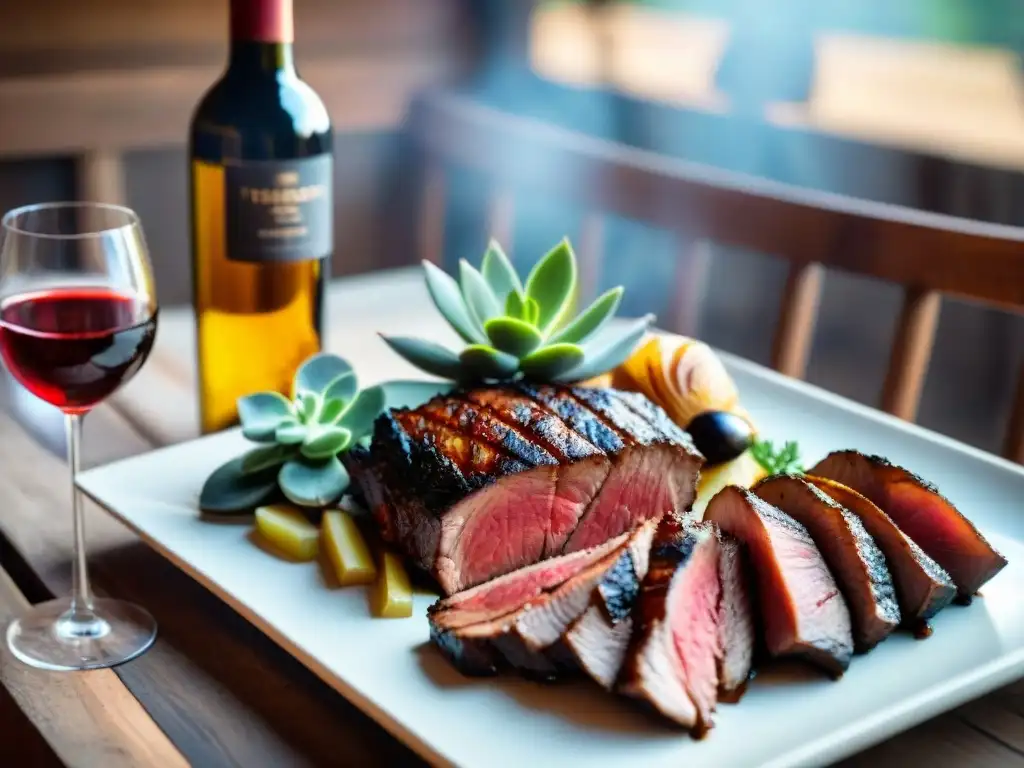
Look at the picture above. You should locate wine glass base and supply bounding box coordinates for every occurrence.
[6,597,156,671]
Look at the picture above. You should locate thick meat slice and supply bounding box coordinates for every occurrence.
[705,486,853,676]
[430,523,656,679]
[358,385,703,595]
[717,535,756,701]
[806,476,956,623]
[754,476,900,651]
[810,451,1008,599]
[619,516,722,735]
[562,521,655,689]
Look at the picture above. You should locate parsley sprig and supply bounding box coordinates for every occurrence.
[751,439,804,476]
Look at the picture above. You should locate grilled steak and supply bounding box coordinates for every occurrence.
[806,476,956,623]
[562,519,656,690]
[810,451,1008,599]
[754,476,900,651]
[354,384,703,595]
[705,486,854,677]
[716,534,755,701]
[430,522,658,680]
[619,516,722,735]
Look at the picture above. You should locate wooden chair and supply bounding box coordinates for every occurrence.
[406,90,1024,462]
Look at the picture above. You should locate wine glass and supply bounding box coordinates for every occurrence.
[0,202,159,671]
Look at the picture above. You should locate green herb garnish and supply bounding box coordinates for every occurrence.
[751,439,804,476]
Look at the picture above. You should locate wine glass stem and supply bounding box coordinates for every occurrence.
[64,413,102,637]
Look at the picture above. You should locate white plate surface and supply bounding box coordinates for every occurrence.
[78,353,1024,768]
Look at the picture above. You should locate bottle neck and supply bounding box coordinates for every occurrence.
[228,0,295,74]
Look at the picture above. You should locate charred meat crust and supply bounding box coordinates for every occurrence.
[364,385,703,592]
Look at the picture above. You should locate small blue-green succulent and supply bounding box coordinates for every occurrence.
[381,238,654,383]
[199,353,385,513]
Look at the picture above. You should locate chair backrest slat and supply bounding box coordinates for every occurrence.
[418,158,447,267]
[485,188,516,260]
[577,212,605,303]
[1004,364,1024,463]
[667,235,710,337]
[880,288,942,421]
[770,262,824,379]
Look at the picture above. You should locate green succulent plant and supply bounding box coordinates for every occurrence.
[381,238,654,383]
[199,353,385,513]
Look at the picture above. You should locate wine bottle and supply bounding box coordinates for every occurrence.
[189,0,332,434]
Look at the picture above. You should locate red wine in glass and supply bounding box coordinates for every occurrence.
[0,288,157,414]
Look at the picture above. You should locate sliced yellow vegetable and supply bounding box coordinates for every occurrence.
[322,510,376,586]
[373,551,413,618]
[254,504,319,561]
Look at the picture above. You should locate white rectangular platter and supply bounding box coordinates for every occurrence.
[78,352,1024,768]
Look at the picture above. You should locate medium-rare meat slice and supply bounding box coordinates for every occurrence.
[429,537,626,677]
[619,516,722,735]
[561,520,655,689]
[717,535,755,701]
[430,522,657,680]
[754,476,900,651]
[810,451,1008,599]
[359,385,703,594]
[806,476,956,623]
[705,486,853,676]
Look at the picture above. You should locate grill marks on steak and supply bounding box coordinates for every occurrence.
[705,486,854,677]
[810,451,1008,600]
[806,476,956,623]
[366,385,703,594]
[619,516,722,735]
[754,476,900,652]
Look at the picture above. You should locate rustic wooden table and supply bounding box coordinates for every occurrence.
[1,272,1021,767]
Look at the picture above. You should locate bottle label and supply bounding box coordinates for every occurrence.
[224,155,332,263]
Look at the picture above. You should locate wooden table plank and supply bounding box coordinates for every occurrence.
[0,400,423,767]
[1,567,188,768]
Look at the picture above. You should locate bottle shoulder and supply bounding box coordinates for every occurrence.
[190,72,332,160]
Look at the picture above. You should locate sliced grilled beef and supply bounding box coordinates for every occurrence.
[754,476,900,651]
[356,385,703,595]
[705,486,853,677]
[716,535,755,701]
[619,516,722,735]
[430,522,657,679]
[562,519,655,689]
[810,451,1008,599]
[806,476,956,623]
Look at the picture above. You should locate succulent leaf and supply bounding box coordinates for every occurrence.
[480,239,522,301]
[484,317,544,358]
[275,422,307,445]
[199,457,280,515]
[424,261,486,344]
[336,385,386,440]
[557,314,655,382]
[523,297,541,326]
[238,392,293,442]
[297,392,320,422]
[319,397,346,425]
[294,353,354,397]
[548,286,623,345]
[525,238,578,333]
[519,343,585,380]
[380,335,464,379]
[301,425,352,460]
[279,457,350,507]
[459,260,502,331]
[322,375,358,410]
[459,345,520,380]
[505,289,525,319]
[242,443,295,474]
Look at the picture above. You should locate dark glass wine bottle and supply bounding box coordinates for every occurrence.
[189,0,332,434]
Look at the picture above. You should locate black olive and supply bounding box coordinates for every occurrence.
[685,410,754,466]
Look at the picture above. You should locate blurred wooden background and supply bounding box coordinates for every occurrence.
[2,0,1024,456]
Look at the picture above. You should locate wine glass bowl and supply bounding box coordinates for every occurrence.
[0,202,158,671]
